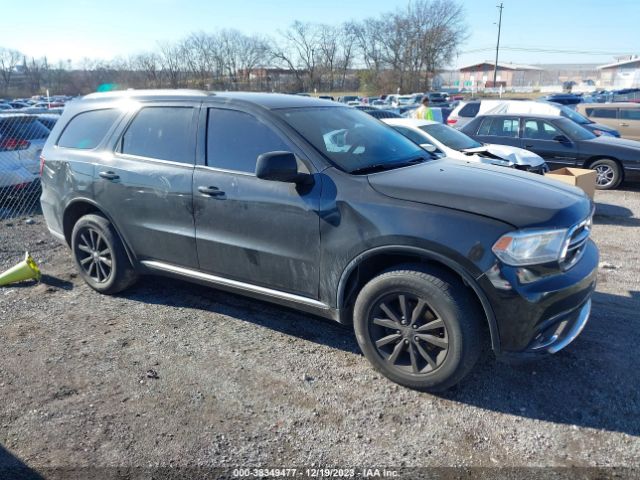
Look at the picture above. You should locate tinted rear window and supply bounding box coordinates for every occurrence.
[0,117,50,141]
[121,107,194,163]
[58,109,119,149]
[589,108,617,119]
[620,109,640,120]
[459,102,480,117]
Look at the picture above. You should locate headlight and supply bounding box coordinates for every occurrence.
[492,229,568,266]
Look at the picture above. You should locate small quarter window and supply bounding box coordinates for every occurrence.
[58,109,120,149]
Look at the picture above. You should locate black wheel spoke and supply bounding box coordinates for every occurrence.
[408,343,419,373]
[379,302,400,324]
[416,333,448,349]
[414,341,438,369]
[398,294,408,321]
[387,341,405,365]
[410,299,426,324]
[373,317,398,330]
[78,244,92,254]
[375,333,401,348]
[97,261,108,281]
[416,319,444,332]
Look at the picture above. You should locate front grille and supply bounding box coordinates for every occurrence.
[561,212,593,269]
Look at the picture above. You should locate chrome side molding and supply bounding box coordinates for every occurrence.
[141,260,329,310]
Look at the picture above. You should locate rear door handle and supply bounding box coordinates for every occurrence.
[197,185,225,197]
[98,171,119,180]
[620,123,629,127]
[524,144,534,148]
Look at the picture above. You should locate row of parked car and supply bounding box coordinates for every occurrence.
[0,109,61,202]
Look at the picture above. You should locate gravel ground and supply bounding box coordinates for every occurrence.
[0,186,639,478]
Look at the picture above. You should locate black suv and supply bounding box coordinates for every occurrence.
[41,90,598,391]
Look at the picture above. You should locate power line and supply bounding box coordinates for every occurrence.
[460,46,634,56]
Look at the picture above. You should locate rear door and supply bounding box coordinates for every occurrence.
[93,103,199,268]
[520,118,579,168]
[619,108,640,140]
[473,116,522,148]
[192,106,321,298]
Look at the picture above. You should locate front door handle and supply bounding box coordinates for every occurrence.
[197,185,225,197]
[98,171,119,180]
[620,123,629,127]
[524,144,534,148]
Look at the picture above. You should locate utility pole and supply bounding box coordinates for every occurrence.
[493,2,504,87]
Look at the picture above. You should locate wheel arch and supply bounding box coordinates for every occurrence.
[62,198,137,266]
[336,245,501,353]
[583,156,625,180]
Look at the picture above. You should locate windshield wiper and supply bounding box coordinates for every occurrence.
[350,156,427,175]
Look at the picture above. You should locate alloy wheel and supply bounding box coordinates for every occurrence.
[369,292,449,375]
[595,164,614,187]
[75,227,113,283]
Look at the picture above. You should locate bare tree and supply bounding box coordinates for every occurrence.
[271,21,322,91]
[0,48,22,94]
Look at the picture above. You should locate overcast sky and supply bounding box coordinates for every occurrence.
[1,0,637,68]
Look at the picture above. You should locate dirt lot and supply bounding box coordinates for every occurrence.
[0,186,639,478]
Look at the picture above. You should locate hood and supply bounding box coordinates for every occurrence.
[587,122,619,135]
[587,135,640,150]
[462,144,545,167]
[367,159,591,228]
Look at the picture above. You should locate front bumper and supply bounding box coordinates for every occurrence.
[478,239,598,357]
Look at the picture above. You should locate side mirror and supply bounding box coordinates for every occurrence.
[420,143,437,153]
[553,134,570,143]
[256,151,303,183]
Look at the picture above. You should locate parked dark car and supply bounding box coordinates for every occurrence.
[539,94,582,106]
[353,106,402,119]
[41,90,598,391]
[461,114,640,189]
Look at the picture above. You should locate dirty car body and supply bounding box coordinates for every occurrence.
[40,91,598,390]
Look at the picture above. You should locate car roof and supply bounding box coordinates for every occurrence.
[81,89,341,110]
[479,113,560,120]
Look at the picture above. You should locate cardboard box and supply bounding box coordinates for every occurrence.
[545,167,597,199]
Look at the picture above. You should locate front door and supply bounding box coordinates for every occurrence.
[93,104,199,268]
[520,118,580,169]
[193,107,321,298]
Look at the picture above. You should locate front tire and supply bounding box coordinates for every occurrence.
[353,266,482,392]
[589,158,622,190]
[71,213,138,294]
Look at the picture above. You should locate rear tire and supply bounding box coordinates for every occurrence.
[71,213,137,294]
[589,158,622,190]
[353,266,482,392]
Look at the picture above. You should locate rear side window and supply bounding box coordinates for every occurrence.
[206,108,290,174]
[620,109,640,120]
[0,118,50,142]
[121,107,194,164]
[589,108,617,119]
[459,102,480,117]
[58,109,119,149]
[478,117,519,137]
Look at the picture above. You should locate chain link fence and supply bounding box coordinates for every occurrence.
[0,112,60,268]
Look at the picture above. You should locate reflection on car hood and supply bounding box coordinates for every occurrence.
[588,135,640,149]
[461,144,545,166]
[367,159,591,228]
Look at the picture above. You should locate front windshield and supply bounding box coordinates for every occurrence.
[556,118,597,141]
[420,123,482,150]
[277,107,427,173]
[397,96,414,105]
[559,105,591,125]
